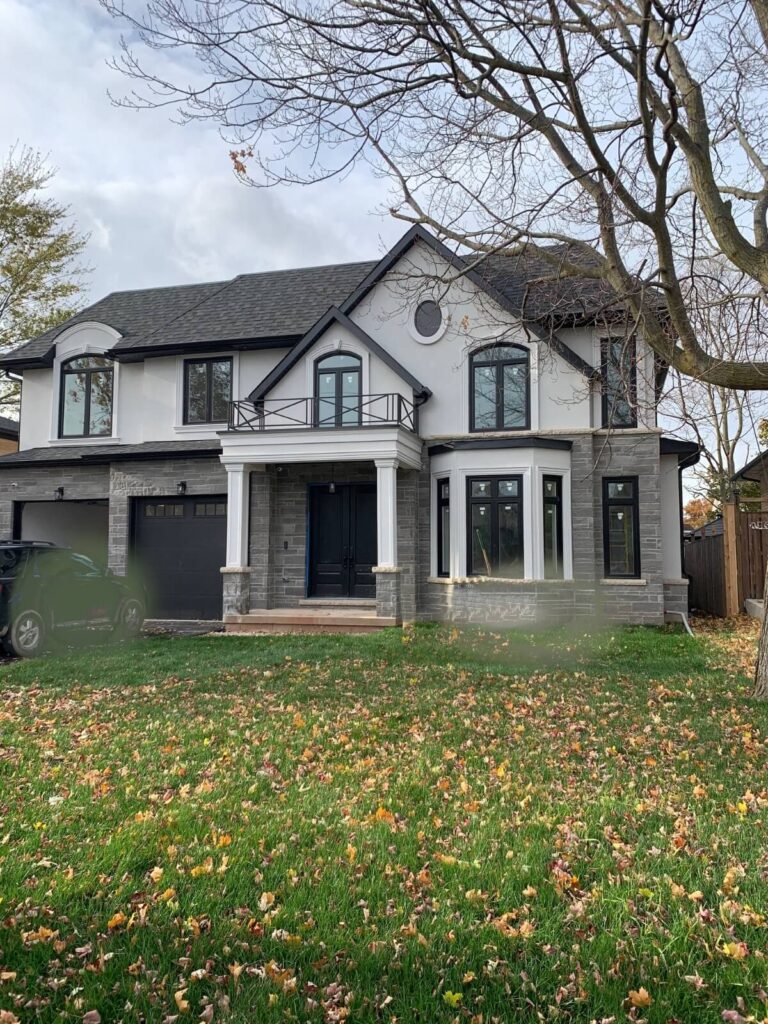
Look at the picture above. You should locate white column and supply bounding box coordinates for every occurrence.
[375,458,399,568]
[225,463,251,568]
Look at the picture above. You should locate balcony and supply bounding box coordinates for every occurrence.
[228,393,417,433]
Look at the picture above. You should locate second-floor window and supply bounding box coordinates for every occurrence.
[315,352,362,427]
[59,355,114,438]
[470,344,529,432]
[184,357,232,424]
[601,337,637,428]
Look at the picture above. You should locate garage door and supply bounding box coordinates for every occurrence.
[132,496,227,619]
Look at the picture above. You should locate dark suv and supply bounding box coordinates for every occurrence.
[0,541,145,658]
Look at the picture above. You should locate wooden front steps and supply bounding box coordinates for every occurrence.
[224,606,397,634]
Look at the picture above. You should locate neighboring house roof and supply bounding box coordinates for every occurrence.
[248,307,431,402]
[0,226,628,374]
[0,439,221,468]
[0,415,19,441]
[660,436,700,469]
[688,516,723,539]
[733,450,767,484]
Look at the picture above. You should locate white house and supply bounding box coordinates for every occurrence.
[0,226,696,628]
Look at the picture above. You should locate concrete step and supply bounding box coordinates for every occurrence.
[224,607,398,634]
[298,598,377,609]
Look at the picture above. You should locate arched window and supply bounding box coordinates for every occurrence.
[315,352,362,427]
[470,344,529,432]
[59,355,114,438]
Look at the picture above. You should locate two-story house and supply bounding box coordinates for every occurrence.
[0,226,697,629]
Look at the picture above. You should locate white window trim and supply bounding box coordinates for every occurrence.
[49,322,121,443]
[174,351,240,434]
[429,448,573,581]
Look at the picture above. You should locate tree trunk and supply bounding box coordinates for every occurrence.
[754,557,768,697]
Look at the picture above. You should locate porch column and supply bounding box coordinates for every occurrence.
[221,462,252,617]
[375,458,398,568]
[374,458,402,622]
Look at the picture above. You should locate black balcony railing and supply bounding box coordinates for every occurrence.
[228,393,417,432]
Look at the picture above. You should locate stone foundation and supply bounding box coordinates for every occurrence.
[221,568,252,615]
[374,568,402,621]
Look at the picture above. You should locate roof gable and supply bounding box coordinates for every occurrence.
[248,307,431,402]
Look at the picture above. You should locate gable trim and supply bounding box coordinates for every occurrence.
[247,307,432,402]
[339,224,597,379]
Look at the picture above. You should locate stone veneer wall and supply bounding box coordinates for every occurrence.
[416,430,671,626]
[0,455,227,577]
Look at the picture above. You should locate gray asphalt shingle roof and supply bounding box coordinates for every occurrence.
[0,228,640,371]
[0,439,221,467]
[0,415,19,438]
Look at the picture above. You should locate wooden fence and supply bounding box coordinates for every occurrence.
[684,534,726,616]
[736,512,768,607]
[684,503,768,616]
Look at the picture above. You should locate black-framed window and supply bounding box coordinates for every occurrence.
[467,476,524,578]
[603,477,640,578]
[437,478,450,577]
[601,337,637,428]
[543,475,564,579]
[470,344,530,432]
[59,355,114,438]
[315,352,362,427]
[184,357,232,424]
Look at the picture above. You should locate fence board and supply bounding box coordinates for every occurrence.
[737,512,768,606]
[684,535,725,616]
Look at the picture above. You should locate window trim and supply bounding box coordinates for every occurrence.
[58,355,114,439]
[469,343,530,433]
[436,477,450,577]
[602,476,641,579]
[601,337,637,429]
[542,474,564,580]
[183,356,233,425]
[466,474,525,578]
[313,350,362,428]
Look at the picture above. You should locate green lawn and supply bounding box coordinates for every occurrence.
[0,621,767,1023]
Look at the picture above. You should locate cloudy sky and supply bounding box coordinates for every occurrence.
[1,0,402,303]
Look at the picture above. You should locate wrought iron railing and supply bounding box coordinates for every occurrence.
[228,393,417,432]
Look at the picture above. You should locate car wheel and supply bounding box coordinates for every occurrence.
[8,610,47,658]
[114,598,144,639]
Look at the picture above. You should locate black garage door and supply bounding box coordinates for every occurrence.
[132,496,227,619]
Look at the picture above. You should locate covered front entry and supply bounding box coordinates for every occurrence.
[131,495,227,619]
[308,483,376,598]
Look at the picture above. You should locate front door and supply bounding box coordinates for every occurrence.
[309,483,376,598]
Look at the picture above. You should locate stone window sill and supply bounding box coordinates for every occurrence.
[426,576,574,586]
[48,436,122,446]
[600,578,647,586]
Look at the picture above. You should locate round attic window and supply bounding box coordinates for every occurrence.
[414,299,443,339]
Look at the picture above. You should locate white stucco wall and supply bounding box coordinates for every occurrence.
[660,454,683,578]
[16,236,657,449]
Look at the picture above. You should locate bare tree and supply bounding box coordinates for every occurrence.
[661,258,768,508]
[98,0,768,687]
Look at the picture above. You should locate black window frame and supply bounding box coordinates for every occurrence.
[469,343,530,433]
[183,356,233,425]
[466,474,524,578]
[58,355,114,439]
[601,336,637,428]
[602,476,641,579]
[313,351,362,428]
[436,477,450,577]
[542,474,564,580]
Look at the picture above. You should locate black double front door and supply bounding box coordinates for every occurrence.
[308,483,376,598]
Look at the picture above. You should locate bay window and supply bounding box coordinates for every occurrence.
[467,476,524,577]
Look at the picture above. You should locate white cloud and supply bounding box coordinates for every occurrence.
[0,0,401,302]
